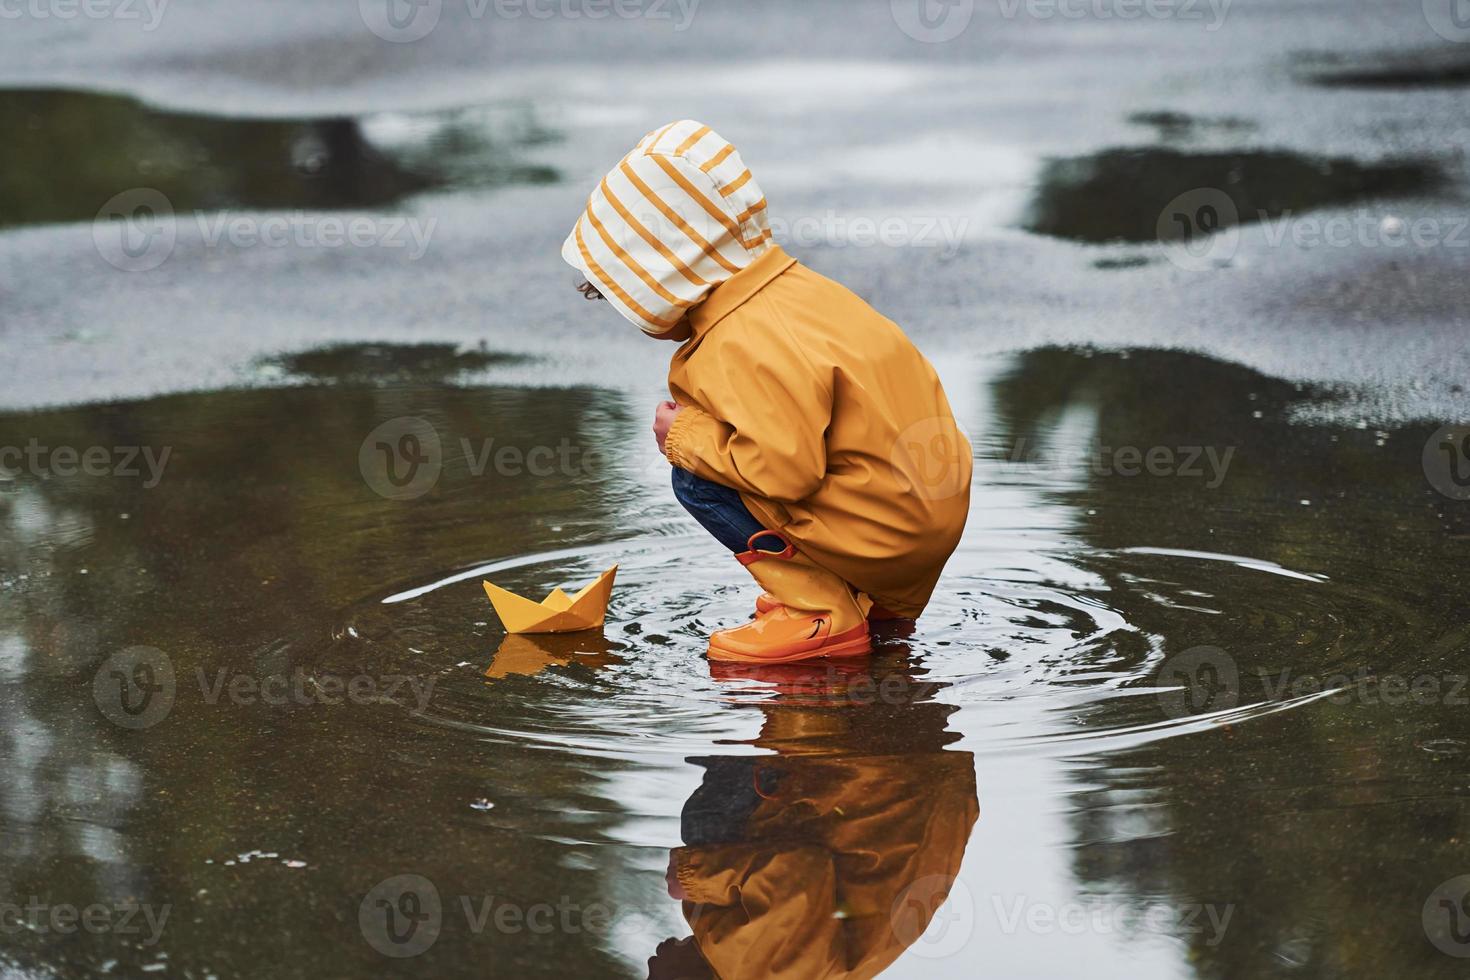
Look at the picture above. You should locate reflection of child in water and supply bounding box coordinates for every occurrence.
[647,662,979,979]
[563,120,970,665]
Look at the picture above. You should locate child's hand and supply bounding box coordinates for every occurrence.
[653,400,681,455]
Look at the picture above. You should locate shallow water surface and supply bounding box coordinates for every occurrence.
[1023,148,1446,244]
[1,349,1468,978]
[0,88,558,230]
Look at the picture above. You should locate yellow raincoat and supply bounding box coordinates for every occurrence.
[659,673,979,980]
[563,121,971,617]
[668,750,978,979]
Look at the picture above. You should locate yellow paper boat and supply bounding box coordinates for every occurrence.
[482,564,617,634]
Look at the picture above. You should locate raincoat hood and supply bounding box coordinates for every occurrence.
[562,120,772,337]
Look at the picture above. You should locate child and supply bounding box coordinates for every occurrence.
[563,120,971,664]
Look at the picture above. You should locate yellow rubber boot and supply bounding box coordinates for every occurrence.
[709,533,871,664]
[757,592,911,623]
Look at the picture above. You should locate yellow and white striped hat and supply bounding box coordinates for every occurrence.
[562,120,772,336]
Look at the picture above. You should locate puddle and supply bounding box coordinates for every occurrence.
[1,350,1468,978]
[1023,147,1444,243]
[1126,110,1256,141]
[0,88,559,230]
[1297,48,1470,89]
[262,342,535,385]
[1092,254,1155,271]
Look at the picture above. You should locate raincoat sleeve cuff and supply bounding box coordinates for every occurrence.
[670,845,755,906]
[663,405,711,470]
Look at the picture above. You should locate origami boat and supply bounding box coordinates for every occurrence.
[482,565,617,634]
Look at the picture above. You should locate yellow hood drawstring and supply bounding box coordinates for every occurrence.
[562,120,772,337]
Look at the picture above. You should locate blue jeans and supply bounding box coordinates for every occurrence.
[671,467,778,554]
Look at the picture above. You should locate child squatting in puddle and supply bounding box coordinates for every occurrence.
[562,120,971,664]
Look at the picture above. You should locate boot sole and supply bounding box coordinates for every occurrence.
[707,623,872,664]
